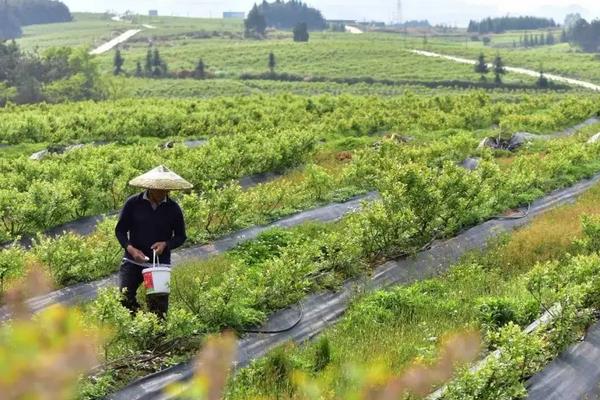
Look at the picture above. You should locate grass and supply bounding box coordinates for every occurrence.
[485,182,600,272]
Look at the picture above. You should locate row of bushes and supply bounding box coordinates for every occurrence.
[2,93,597,144]
[227,195,600,399]
[77,130,600,397]
[0,129,315,243]
[0,133,477,290]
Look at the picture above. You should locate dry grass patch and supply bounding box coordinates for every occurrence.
[492,183,600,271]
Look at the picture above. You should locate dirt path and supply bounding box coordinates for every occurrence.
[90,29,142,55]
[410,49,600,91]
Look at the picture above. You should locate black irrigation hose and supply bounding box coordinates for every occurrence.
[237,235,438,335]
[239,303,304,334]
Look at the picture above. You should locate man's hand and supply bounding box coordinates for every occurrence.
[151,241,168,256]
[127,245,147,263]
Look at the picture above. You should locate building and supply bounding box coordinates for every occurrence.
[223,11,245,19]
[326,19,357,25]
[149,10,158,17]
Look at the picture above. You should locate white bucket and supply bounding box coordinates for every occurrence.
[142,250,171,295]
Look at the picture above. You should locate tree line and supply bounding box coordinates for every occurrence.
[468,16,556,34]
[115,47,280,79]
[566,18,600,52]
[0,0,72,40]
[474,52,551,88]
[245,0,326,37]
[0,41,106,105]
[516,32,556,47]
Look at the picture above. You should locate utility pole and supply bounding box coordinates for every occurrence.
[396,0,402,25]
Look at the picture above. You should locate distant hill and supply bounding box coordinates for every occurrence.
[0,0,72,40]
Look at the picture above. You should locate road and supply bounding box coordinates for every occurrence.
[345,25,363,34]
[89,29,142,55]
[410,49,600,92]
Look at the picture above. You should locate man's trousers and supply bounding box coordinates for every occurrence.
[119,261,169,318]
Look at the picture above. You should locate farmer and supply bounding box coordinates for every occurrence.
[115,165,192,317]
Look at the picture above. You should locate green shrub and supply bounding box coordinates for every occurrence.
[170,259,265,331]
[0,245,28,295]
[230,228,298,267]
[304,164,335,202]
[477,297,538,331]
[128,311,165,351]
[32,221,121,286]
[574,214,600,254]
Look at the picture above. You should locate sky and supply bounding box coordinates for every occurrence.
[62,0,598,26]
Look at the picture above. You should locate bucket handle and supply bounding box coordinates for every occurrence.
[152,249,158,268]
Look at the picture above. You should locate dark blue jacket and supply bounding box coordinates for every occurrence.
[115,192,186,264]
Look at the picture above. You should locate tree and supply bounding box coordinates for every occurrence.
[0,0,72,40]
[293,22,309,42]
[152,48,161,67]
[493,54,506,84]
[0,39,107,104]
[256,0,326,30]
[0,3,22,40]
[268,51,276,74]
[474,53,489,81]
[135,61,142,77]
[15,77,43,104]
[244,4,266,37]
[569,18,600,52]
[560,29,568,43]
[151,48,167,77]
[564,13,582,31]
[113,48,124,75]
[144,48,152,76]
[194,58,205,79]
[537,69,549,89]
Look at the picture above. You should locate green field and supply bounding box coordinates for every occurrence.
[96,32,537,85]
[3,12,600,400]
[16,13,131,50]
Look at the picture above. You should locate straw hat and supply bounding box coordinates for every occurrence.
[129,165,193,190]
